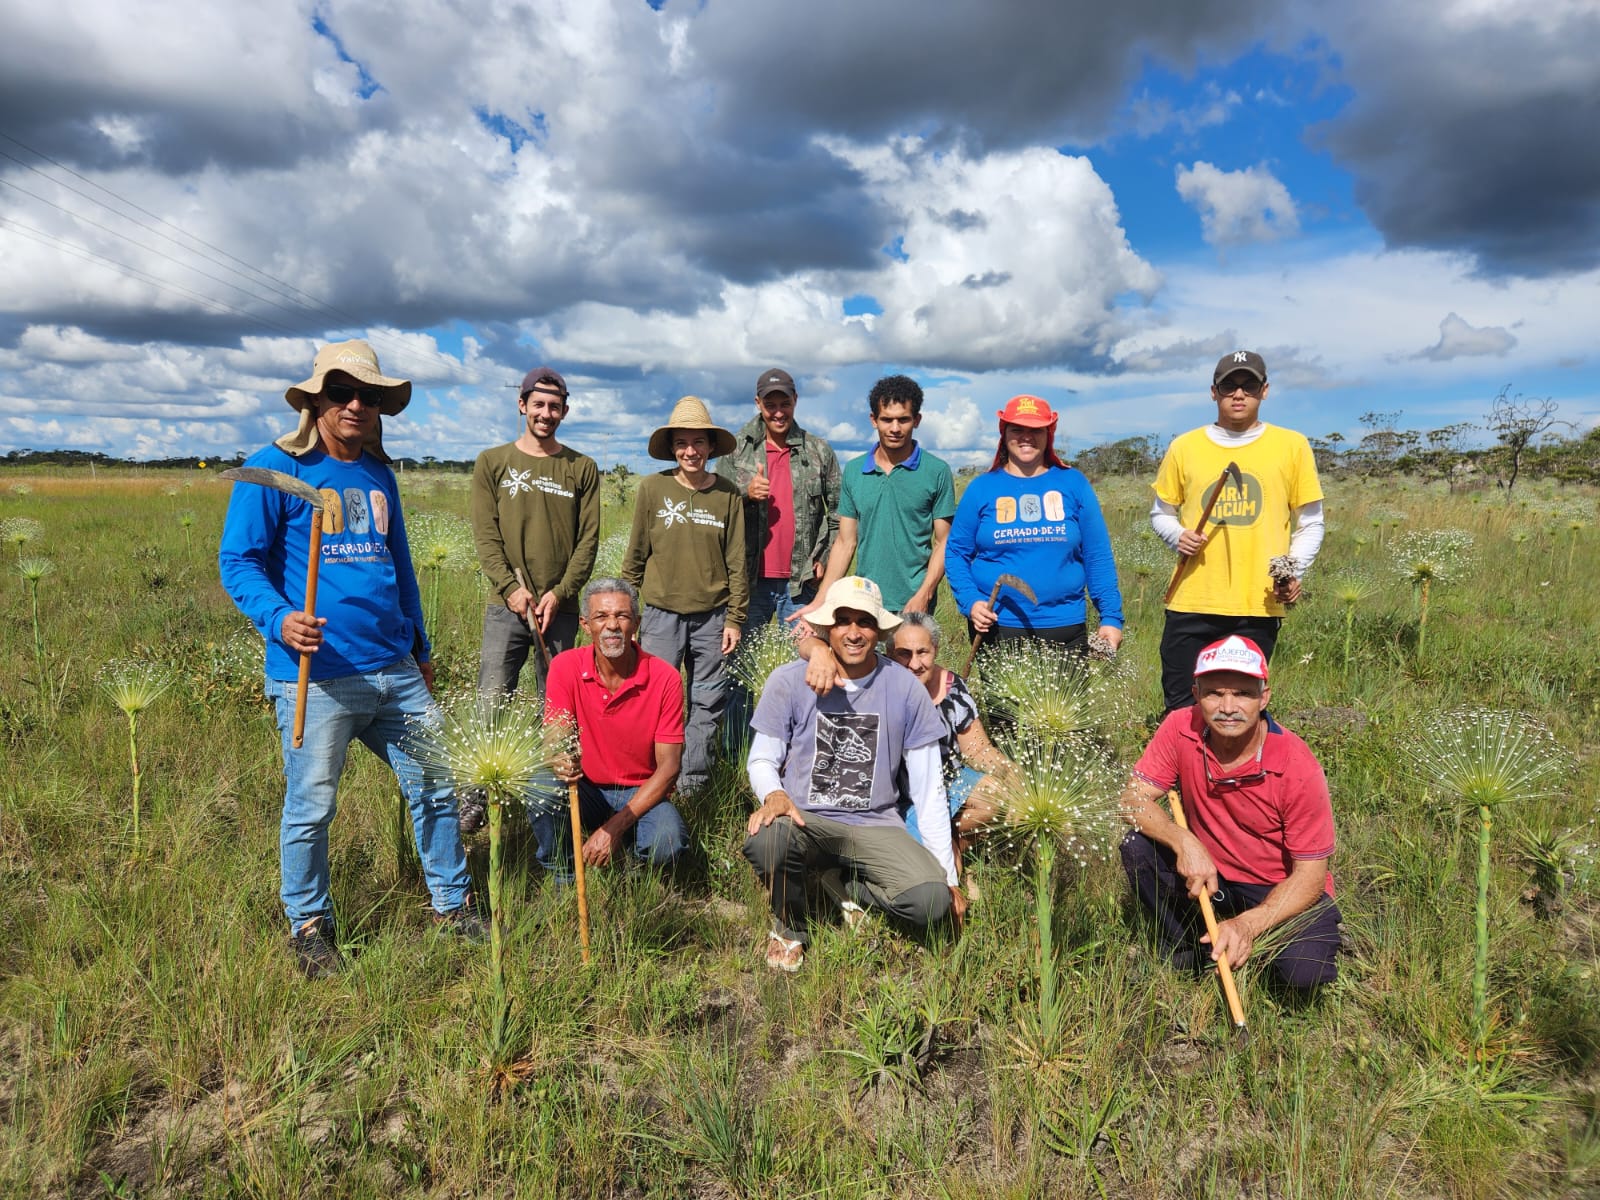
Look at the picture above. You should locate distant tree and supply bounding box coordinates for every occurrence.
[1419,422,1477,492]
[1074,435,1160,479]
[1485,387,1564,499]
[1350,411,1411,477]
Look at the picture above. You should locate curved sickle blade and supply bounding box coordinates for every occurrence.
[1223,460,1245,498]
[994,572,1037,605]
[219,466,325,511]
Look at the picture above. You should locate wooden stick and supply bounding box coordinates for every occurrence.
[569,781,591,965]
[514,567,552,671]
[960,580,1004,678]
[1162,464,1239,606]
[292,509,324,749]
[1166,789,1248,1037]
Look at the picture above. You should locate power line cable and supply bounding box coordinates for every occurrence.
[0,129,491,384]
[0,215,309,337]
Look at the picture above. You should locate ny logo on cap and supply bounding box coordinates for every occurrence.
[1233,352,1249,363]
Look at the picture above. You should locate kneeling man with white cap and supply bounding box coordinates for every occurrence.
[743,577,964,973]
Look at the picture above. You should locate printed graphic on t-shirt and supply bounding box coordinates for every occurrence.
[369,491,389,535]
[809,712,879,811]
[319,489,344,534]
[501,467,534,496]
[1203,471,1263,527]
[344,488,370,534]
[995,497,1016,524]
[1020,494,1041,522]
[1043,490,1065,521]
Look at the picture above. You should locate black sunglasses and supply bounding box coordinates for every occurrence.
[324,382,382,408]
[1215,376,1264,397]
[1203,744,1267,790]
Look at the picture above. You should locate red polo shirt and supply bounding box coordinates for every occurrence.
[1133,708,1336,895]
[544,644,684,787]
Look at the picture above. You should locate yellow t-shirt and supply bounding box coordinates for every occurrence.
[1152,425,1323,617]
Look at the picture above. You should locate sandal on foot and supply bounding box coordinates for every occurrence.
[765,932,805,974]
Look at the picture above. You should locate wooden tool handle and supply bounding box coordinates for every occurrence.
[1167,790,1247,1031]
[1161,465,1235,606]
[569,782,591,965]
[292,510,324,749]
[960,580,1005,678]
[514,567,552,669]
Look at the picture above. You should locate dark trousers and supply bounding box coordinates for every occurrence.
[966,621,1087,657]
[478,605,580,696]
[743,812,951,945]
[1120,831,1340,990]
[1159,611,1282,712]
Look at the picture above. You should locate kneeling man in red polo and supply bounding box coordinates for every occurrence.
[1119,635,1340,991]
[531,578,688,881]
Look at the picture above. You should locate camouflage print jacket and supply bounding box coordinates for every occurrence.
[716,415,842,599]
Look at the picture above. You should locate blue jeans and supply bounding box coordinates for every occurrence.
[270,659,471,929]
[724,579,816,757]
[742,577,814,636]
[902,766,981,846]
[527,778,688,882]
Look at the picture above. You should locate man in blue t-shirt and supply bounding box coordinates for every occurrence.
[219,340,478,979]
[743,576,964,973]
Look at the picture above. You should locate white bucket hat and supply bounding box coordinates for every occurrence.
[806,576,902,633]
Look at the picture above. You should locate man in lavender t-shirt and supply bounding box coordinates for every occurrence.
[743,577,964,973]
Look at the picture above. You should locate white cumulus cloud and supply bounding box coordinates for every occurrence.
[1415,312,1518,361]
[1175,161,1300,246]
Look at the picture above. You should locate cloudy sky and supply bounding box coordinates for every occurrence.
[1,0,1597,467]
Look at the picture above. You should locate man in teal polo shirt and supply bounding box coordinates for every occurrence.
[803,374,955,614]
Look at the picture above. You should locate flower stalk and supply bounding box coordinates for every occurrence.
[99,661,174,859]
[1411,708,1566,1066]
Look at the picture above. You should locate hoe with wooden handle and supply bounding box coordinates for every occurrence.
[960,572,1038,677]
[1162,461,1245,606]
[220,467,326,749]
[1166,788,1248,1043]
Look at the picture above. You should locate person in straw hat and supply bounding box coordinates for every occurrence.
[219,340,481,979]
[621,396,748,797]
[743,576,963,974]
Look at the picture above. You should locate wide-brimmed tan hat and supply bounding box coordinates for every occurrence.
[806,576,902,633]
[647,396,736,461]
[275,340,407,462]
[285,340,412,417]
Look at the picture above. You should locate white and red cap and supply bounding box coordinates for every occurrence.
[1193,635,1268,681]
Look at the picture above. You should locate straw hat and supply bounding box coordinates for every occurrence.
[284,340,412,417]
[647,396,736,461]
[275,340,409,462]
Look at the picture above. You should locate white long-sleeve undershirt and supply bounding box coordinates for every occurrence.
[747,730,958,886]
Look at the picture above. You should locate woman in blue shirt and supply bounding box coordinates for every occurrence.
[945,395,1124,653]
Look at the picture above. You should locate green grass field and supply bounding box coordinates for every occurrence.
[2,467,1598,1198]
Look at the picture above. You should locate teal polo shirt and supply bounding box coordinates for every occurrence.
[837,442,956,610]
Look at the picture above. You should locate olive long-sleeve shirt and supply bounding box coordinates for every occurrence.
[470,442,601,612]
[622,472,748,627]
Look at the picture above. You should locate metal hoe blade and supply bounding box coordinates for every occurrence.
[219,466,325,510]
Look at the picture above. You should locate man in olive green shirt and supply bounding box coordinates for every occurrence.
[471,366,601,696]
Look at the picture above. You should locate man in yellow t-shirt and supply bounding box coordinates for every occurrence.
[1149,351,1325,711]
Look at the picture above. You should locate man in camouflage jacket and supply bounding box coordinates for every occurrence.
[717,368,842,634]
